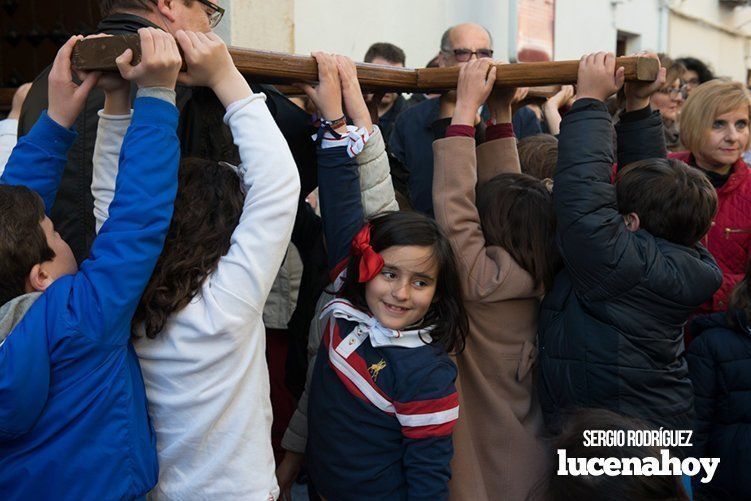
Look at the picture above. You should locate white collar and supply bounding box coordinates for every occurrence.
[321,298,433,349]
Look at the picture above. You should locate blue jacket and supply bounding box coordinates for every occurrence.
[308,145,457,500]
[538,99,722,434]
[0,97,179,500]
[688,310,751,499]
[388,97,541,216]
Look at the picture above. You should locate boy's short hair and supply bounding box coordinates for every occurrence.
[616,158,717,247]
[0,186,55,305]
[518,134,558,180]
[364,43,406,66]
[680,80,751,153]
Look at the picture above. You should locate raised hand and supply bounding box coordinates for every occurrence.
[540,85,574,135]
[624,52,666,112]
[335,55,373,132]
[175,30,250,106]
[452,58,497,126]
[296,52,344,123]
[545,85,574,111]
[576,52,625,103]
[116,28,182,90]
[48,35,101,128]
[487,86,529,124]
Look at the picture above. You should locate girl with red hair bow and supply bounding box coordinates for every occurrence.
[299,52,469,501]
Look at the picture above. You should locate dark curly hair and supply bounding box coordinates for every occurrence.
[337,211,469,353]
[132,158,244,338]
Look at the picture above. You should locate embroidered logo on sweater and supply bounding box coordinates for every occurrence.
[368,359,387,381]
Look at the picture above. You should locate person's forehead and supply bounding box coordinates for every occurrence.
[450,25,491,48]
[715,107,749,120]
[369,56,404,68]
[380,245,438,275]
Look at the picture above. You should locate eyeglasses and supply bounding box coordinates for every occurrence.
[149,0,225,29]
[447,48,494,62]
[196,0,224,29]
[658,85,688,100]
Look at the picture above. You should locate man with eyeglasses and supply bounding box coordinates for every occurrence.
[18,0,317,264]
[388,22,541,216]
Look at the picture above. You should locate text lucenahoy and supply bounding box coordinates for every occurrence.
[557,449,720,484]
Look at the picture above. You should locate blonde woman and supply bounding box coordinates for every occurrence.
[671,80,751,318]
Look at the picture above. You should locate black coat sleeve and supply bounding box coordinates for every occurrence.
[554,99,642,296]
[615,106,667,170]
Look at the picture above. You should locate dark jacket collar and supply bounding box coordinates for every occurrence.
[692,309,751,338]
[96,13,160,35]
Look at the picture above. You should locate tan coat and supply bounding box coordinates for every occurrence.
[433,136,550,501]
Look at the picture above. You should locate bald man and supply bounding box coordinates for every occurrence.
[388,22,541,216]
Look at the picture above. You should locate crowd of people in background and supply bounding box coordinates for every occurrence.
[0,1,750,500]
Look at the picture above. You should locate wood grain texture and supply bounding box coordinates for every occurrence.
[416,57,659,91]
[72,36,659,92]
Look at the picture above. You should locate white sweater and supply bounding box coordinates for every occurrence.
[92,93,300,500]
[0,118,18,176]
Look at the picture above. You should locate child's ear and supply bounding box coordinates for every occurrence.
[26,264,52,293]
[623,212,641,233]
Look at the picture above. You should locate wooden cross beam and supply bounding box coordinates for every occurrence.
[72,35,659,92]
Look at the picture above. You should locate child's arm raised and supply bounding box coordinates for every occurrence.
[299,53,365,272]
[336,55,399,215]
[73,27,182,342]
[91,64,132,234]
[615,53,667,169]
[175,30,300,318]
[433,60,538,302]
[554,52,637,292]
[476,86,526,183]
[1,36,99,211]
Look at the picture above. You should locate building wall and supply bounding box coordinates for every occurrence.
[554,0,663,60]
[220,0,514,67]
[215,0,751,85]
[667,1,751,82]
[215,0,294,52]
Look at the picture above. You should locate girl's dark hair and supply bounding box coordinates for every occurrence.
[132,158,244,338]
[476,173,560,291]
[728,258,751,329]
[541,409,690,501]
[675,57,715,84]
[337,211,469,353]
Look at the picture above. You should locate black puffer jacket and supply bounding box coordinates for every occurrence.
[688,310,751,499]
[538,99,723,434]
[18,14,316,263]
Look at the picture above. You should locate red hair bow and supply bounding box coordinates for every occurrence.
[352,224,384,283]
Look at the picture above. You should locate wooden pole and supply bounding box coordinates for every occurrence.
[416,58,658,91]
[72,35,659,92]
